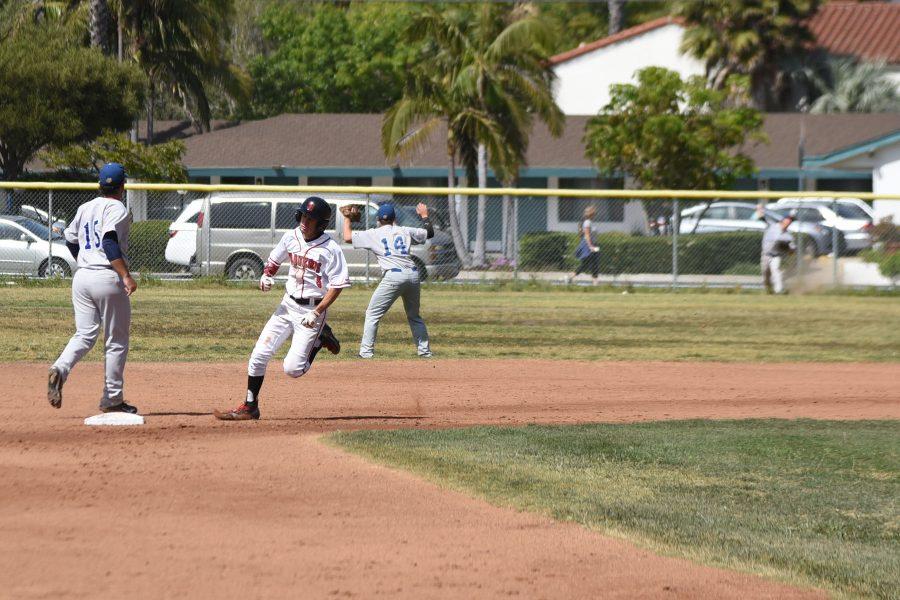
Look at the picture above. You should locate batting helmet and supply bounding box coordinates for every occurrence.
[294,196,332,232]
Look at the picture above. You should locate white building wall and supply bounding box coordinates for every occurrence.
[872,143,900,224]
[552,24,705,116]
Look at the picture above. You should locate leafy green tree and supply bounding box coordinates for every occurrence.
[584,67,764,192]
[675,0,820,110]
[0,25,144,181]
[248,2,416,116]
[810,59,900,114]
[41,130,187,181]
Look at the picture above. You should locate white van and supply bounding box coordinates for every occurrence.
[164,192,460,280]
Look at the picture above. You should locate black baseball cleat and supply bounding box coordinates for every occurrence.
[319,323,341,355]
[101,402,139,414]
[48,366,64,409]
[214,402,260,421]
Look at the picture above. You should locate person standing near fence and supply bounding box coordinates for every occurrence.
[342,202,433,358]
[761,210,797,294]
[568,205,601,284]
[47,163,138,414]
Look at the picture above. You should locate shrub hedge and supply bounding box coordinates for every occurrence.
[128,220,175,273]
[520,231,765,275]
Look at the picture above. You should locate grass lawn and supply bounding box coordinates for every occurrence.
[0,280,898,362]
[331,420,900,599]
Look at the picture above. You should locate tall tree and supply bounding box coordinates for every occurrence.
[675,0,820,110]
[584,67,764,193]
[411,2,562,266]
[608,0,626,35]
[113,0,250,141]
[89,0,109,53]
[0,24,144,182]
[810,59,900,114]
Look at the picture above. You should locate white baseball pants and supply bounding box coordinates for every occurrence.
[53,268,131,408]
[762,255,785,294]
[248,295,326,378]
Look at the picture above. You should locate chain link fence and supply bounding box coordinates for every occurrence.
[0,184,894,290]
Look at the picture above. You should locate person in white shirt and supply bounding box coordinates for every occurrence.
[342,202,433,358]
[215,196,350,421]
[568,205,600,285]
[48,162,138,414]
[762,211,797,294]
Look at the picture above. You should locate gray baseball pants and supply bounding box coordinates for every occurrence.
[53,268,131,408]
[359,270,430,358]
[762,254,785,294]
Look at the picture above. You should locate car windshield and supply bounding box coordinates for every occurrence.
[393,205,447,229]
[14,217,61,240]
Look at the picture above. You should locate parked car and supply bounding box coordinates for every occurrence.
[0,215,76,276]
[165,198,204,267]
[773,196,876,221]
[772,198,872,251]
[679,201,841,256]
[165,192,460,280]
[19,205,66,235]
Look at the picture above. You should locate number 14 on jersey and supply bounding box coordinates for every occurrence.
[380,235,408,256]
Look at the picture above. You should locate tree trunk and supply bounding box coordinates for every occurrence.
[146,86,155,145]
[473,142,487,266]
[447,149,472,268]
[608,0,626,35]
[90,0,110,54]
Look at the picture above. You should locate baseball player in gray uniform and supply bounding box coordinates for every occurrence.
[47,163,138,414]
[341,202,433,358]
[762,210,797,294]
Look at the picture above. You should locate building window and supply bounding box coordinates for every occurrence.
[557,178,625,223]
[264,176,299,186]
[307,177,372,187]
[220,176,255,185]
[816,178,872,193]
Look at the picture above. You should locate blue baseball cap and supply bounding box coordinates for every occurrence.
[98,162,126,187]
[377,203,395,221]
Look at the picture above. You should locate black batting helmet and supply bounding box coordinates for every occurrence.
[294,196,332,231]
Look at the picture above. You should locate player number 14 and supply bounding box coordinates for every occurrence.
[380,236,408,256]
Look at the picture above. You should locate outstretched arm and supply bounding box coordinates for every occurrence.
[416,202,434,239]
[342,214,353,243]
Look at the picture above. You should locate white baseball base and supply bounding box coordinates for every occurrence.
[84,413,145,426]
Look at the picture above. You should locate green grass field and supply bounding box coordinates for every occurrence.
[331,420,900,599]
[1,280,898,362]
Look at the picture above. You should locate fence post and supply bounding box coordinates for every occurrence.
[205,195,211,277]
[672,198,679,288]
[513,195,519,281]
[832,198,839,289]
[47,190,53,268]
[364,193,371,285]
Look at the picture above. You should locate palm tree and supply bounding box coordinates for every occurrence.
[88,0,109,53]
[111,0,250,142]
[384,3,563,267]
[810,59,900,114]
[675,0,820,110]
[608,0,626,35]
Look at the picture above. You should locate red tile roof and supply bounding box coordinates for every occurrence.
[549,17,684,66]
[551,2,900,66]
[809,2,900,63]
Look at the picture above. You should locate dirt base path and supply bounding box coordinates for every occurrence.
[2,360,897,598]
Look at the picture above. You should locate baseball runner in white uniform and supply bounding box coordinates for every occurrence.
[215,196,350,421]
[47,163,138,414]
[341,202,432,358]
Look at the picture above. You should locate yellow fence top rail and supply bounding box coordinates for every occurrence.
[1,181,899,200]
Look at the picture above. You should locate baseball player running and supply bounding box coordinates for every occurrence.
[341,202,432,358]
[215,196,350,421]
[762,210,797,294]
[47,163,138,414]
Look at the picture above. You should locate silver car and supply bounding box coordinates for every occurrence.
[0,215,77,276]
[176,192,460,280]
[679,201,841,256]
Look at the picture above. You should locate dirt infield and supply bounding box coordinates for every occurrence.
[2,360,897,598]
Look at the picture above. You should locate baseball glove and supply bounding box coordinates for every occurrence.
[340,204,363,222]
